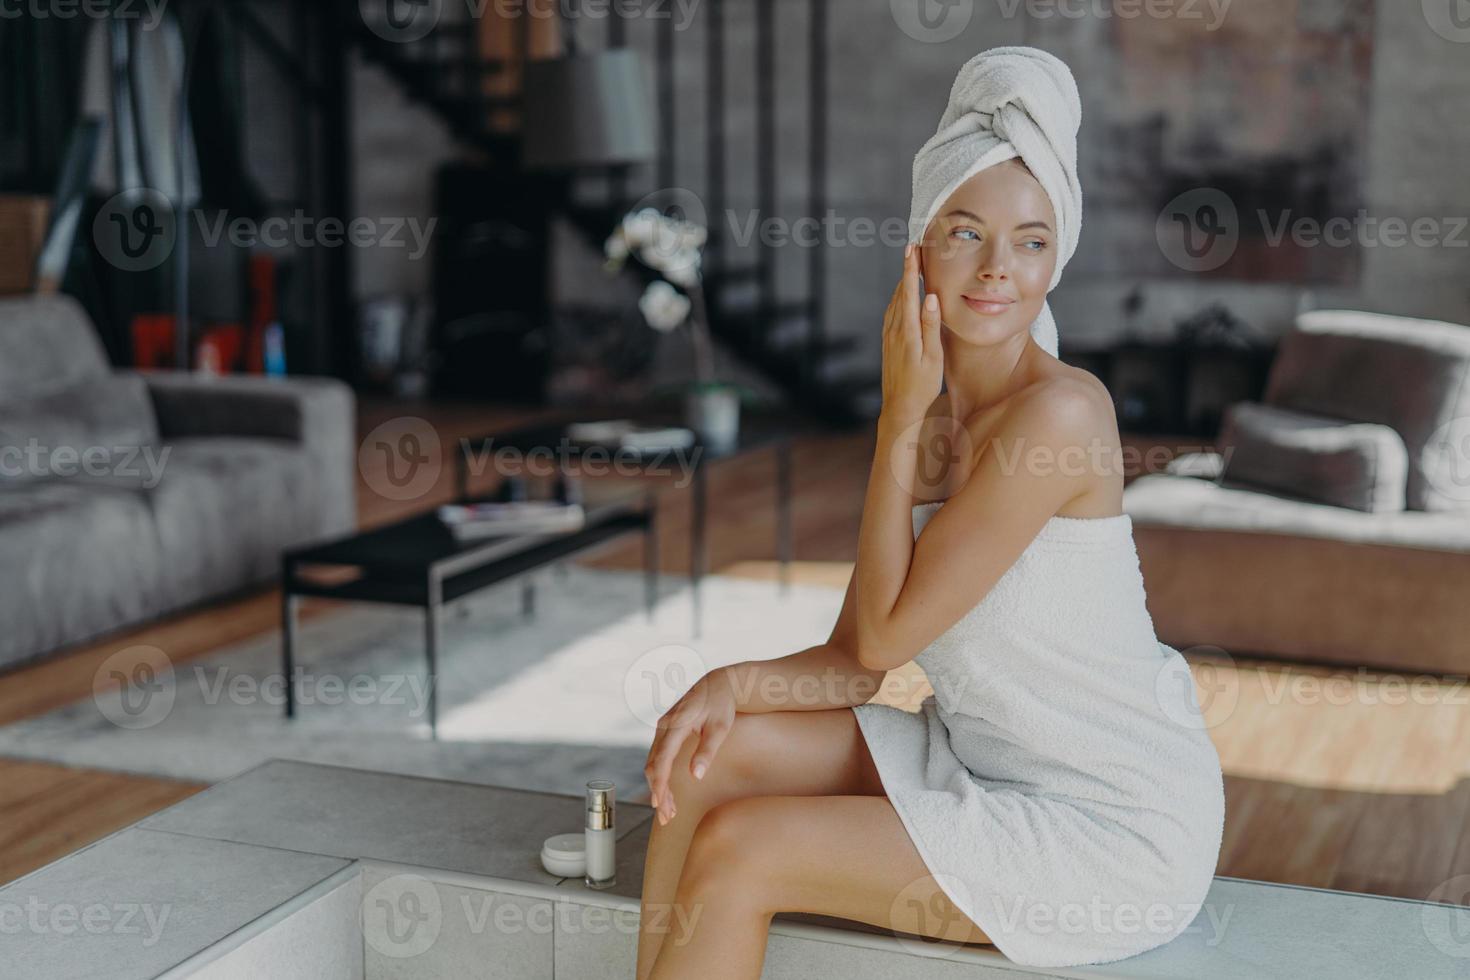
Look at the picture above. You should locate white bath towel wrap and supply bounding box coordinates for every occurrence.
[852,503,1226,968]
[907,46,1084,358]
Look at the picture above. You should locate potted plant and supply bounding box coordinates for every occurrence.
[604,207,742,453]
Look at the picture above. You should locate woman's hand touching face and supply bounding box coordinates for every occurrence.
[880,244,944,422]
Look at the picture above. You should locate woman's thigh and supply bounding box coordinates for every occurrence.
[687,794,994,948]
[654,707,885,814]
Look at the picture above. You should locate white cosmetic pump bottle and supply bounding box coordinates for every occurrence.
[585,779,617,889]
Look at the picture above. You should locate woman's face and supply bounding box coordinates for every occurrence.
[918,161,1058,348]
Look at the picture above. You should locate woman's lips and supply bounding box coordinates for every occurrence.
[962,295,1015,315]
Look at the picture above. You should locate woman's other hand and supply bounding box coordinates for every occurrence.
[881,244,944,421]
[643,667,738,826]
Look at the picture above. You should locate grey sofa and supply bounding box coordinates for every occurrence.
[1123,309,1470,676]
[0,294,356,670]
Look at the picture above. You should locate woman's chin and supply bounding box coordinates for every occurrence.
[943,311,1031,347]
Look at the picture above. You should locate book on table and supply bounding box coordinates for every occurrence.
[437,501,587,540]
[566,419,695,452]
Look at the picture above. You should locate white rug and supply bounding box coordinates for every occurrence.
[0,567,845,799]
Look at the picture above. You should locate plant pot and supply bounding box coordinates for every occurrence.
[685,383,741,454]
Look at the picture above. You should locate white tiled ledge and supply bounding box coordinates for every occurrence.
[134,856,1042,980]
[134,855,1470,980]
[155,865,364,980]
[360,858,1021,974]
[5,759,1466,979]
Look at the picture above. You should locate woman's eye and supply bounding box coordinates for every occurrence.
[952,228,980,242]
[1021,239,1048,252]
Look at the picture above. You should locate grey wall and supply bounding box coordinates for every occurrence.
[347,1,1470,376]
[350,52,459,301]
[240,5,457,302]
[821,1,1470,364]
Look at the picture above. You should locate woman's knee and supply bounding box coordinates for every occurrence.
[646,720,746,822]
[677,798,774,902]
[725,709,882,797]
[706,712,791,782]
[656,709,876,809]
[663,712,777,794]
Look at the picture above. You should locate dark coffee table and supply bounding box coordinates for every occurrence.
[455,412,796,637]
[280,489,657,739]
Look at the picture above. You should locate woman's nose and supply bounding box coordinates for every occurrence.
[976,243,1009,280]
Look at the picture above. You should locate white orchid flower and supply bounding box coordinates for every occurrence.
[662,252,702,288]
[604,229,630,262]
[621,208,664,246]
[638,279,692,333]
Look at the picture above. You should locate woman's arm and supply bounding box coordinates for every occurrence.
[717,570,888,713]
[855,382,1104,672]
[853,244,1107,672]
[642,565,885,821]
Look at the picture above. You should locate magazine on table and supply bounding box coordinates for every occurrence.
[566,419,696,452]
[437,501,586,540]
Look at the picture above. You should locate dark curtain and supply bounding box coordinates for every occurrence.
[0,14,87,192]
[1,0,266,362]
[189,5,266,220]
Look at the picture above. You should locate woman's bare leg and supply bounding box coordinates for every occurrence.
[648,793,992,979]
[635,708,884,980]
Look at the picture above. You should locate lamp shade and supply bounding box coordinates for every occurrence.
[521,49,657,171]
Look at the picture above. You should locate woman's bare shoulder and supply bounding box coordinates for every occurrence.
[995,366,1123,517]
[1009,361,1118,441]
[912,367,1120,510]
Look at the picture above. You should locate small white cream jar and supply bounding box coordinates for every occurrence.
[540,833,587,878]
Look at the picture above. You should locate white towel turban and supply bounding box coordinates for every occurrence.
[907,46,1083,357]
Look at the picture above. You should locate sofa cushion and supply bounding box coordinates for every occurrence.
[0,294,112,403]
[0,482,163,669]
[1263,309,1470,511]
[141,373,357,542]
[0,373,162,486]
[1217,402,1408,513]
[1164,451,1224,479]
[142,437,329,606]
[1123,472,1470,552]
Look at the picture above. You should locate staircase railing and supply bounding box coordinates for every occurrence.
[349,0,879,423]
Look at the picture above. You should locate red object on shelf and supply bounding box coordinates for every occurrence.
[245,254,278,374]
[131,314,176,369]
[195,323,244,374]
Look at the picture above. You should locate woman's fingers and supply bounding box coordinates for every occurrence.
[921,289,941,354]
[884,253,907,345]
[643,718,674,806]
[646,721,681,806]
[904,246,923,345]
[645,718,694,824]
[689,716,732,782]
[883,273,902,339]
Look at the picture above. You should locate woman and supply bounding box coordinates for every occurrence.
[636,47,1224,977]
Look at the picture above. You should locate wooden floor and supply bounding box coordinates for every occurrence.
[3,401,1469,911]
